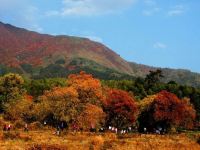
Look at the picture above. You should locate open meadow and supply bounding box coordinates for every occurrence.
[0,130,200,150]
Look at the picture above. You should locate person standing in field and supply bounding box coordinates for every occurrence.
[24,123,28,132]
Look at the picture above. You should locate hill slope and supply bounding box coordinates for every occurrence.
[0,21,200,87]
[129,62,200,87]
[0,21,132,75]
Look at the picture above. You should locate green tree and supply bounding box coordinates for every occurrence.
[145,69,164,90]
[0,73,25,112]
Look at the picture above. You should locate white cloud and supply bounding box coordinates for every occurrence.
[46,0,138,17]
[84,35,103,43]
[142,0,160,16]
[168,5,186,16]
[153,42,167,49]
[143,7,160,16]
[144,0,156,6]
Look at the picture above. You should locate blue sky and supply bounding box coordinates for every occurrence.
[0,0,200,73]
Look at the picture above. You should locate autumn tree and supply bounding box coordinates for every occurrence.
[104,89,138,129]
[76,103,105,131]
[153,91,196,130]
[138,91,196,132]
[0,73,25,112]
[138,95,160,132]
[68,71,104,106]
[35,86,80,126]
[4,95,35,122]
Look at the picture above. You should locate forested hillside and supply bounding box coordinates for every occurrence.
[0,21,200,87]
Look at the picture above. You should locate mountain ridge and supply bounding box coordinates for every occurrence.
[0,21,133,74]
[0,21,200,87]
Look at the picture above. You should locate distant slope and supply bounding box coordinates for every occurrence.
[0,21,200,87]
[129,62,200,87]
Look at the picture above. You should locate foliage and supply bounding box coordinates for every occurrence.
[0,71,199,133]
[36,86,80,125]
[104,89,138,129]
[33,72,106,129]
[103,70,200,122]
[25,78,66,97]
[4,95,35,122]
[68,71,104,106]
[138,91,196,131]
[77,103,105,131]
[138,95,157,113]
[145,69,164,89]
[154,91,196,129]
[0,73,25,112]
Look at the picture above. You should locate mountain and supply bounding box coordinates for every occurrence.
[129,62,200,87]
[0,21,200,87]
[0,21,132,74]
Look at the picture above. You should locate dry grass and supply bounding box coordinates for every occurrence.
[0,130,200,150]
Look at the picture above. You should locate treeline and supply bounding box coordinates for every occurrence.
[102,70,200,121]
[0,58,135,80]
[0,71,199,133]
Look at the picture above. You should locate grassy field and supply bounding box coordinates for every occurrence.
[0,130,200,150]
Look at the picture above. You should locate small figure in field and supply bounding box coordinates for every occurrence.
[143,127,147,134]
[115,128,118,134]
[44,121,47,125]
[56,125,61,135]
[111,127,115,132]
[24,123,28,132]
[155,129,160,134]
[99,127,104,132]
[128,127,132,133]
[61,122,64,131]
[7,124,11,131]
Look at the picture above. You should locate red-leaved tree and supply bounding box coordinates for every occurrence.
[153,90,196,129]
[104,89,138,129]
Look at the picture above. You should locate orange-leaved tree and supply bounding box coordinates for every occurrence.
[104,89,138,129]
[67,71,104,106]
[76,103,105,131]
